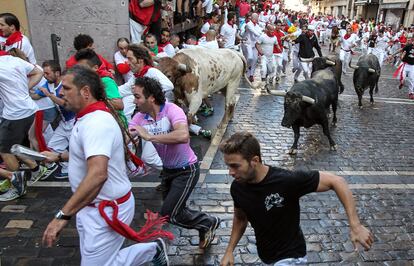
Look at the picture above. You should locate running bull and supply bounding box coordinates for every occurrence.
[349,54,381,108]
[269,68,339,154]
[156,47,253,122]
[311,55,345,94]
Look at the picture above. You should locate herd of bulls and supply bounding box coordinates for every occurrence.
[153,47,381,155]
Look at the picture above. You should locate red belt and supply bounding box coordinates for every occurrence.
[88,191,131,208]
[87,190,174,243]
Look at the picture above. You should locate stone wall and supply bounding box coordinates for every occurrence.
[25,0,129,67]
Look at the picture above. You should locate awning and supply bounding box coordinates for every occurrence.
[380,2,408,9]
[355,0,368,5]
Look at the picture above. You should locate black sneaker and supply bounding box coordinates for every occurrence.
[10,171,27,196]
[151,238,169,266]
[199,216,220,249]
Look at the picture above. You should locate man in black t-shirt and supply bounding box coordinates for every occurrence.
[389,37,414,99]
[219,132,373,266]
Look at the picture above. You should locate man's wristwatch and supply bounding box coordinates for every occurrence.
[55,210,71,220]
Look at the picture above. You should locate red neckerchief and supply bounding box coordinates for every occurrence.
[5,31,23,46]
[263,10,268,16]
[228,21,234,26]
[0,51,9,56]
[134,65,152,77]
[75,101,145,168]
[266,31,274,37]
[344,34,351,40]
[252,21,257,26]
[96,63,114,79]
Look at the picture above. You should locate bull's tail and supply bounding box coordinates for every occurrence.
[235,51,256,89]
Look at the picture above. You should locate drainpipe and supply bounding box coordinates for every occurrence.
[51,34,61,64]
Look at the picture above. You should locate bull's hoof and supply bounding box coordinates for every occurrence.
[288,148,298,155]
[330,145,337,151]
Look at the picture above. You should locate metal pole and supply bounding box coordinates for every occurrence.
[51,34,61,64]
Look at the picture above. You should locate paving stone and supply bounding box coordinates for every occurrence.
[5,220,33,229]
[2,246,40,258]
[1,205,27,213]
[0,228,19,237]
[15,258,54,266]
[38,247,75,258]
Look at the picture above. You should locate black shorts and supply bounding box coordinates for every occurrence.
[0,114,35,153]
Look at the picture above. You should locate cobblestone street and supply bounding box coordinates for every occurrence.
[1,50,414,265]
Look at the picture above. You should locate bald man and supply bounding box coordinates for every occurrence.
[241,13,262,82]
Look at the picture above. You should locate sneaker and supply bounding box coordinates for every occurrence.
[0,179,11,193]
[54,172,68,179]
[30,164,58,184]
[0,188,23,201]
[11,171,27,195]
[151,238,169,266]
[201,107,214,117]
[200,129,212,139]
[199,216,220,249]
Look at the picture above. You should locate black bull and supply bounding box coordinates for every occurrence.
[349,54,381,108]
[269,69,339,154]
[311,55,345,94]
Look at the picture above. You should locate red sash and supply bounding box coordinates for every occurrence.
[0,51,9,56]
[34,111,51,152]
[134,65,152,78]
[5,31,23,46]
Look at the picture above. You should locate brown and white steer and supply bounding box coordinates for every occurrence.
[156,47,253,122]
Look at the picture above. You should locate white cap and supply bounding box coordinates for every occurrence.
[307,25,315,31]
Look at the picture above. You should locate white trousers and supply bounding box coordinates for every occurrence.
[242,43,258,77]
[292,45,300,71]
[263,256,307,266]
[294,59,312,80]
[339,49,351,74]
[77,195,157,266]
[130,19,146,44]
[261,55,275,79]
[273,53,283,77]
[372,48,385,67]
[403,63,414,94]
[48,119,75,173]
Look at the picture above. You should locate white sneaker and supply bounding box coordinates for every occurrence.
[0,188,24,201]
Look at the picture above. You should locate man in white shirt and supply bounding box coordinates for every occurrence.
[241,13,262,82]
[339,27,359,74]
[41,65,171,266]
[256,24,279,87]
[118,44,174,121]
[373,29,390,67]
[114,38,134,83]
[220,11,239,49]
[0,53,44,201]
[0,13,36,64]
[199,30,219,49]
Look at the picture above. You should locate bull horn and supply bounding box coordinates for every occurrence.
[300,57,314,62]
[326,60,336,66]
[267,90,287,97]
[301,95,315,104]
[368,68,376,73]
[178,63,188,72]
[348,60,359,69]
[152,61,159,67]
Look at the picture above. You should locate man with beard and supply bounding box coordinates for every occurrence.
[219,132,374,265]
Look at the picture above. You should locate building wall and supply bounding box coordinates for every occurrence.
[25,0,129,67]
[1,0,30,37]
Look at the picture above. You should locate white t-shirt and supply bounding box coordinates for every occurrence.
[201,22,211,35]
[376,35,390,51]
[220,22,238,48]
[257,34,277,57]
[33,78,56,110]
[163,43,176,57]
[4,35,37,64]
[243,21,262,46]
[198,40,219,49]
[114,51,134,82]
[340,34,358,51]
[69,110,131,202]
[0,55,38,120]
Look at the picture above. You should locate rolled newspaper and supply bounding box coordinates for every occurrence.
[10,144,47,161]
